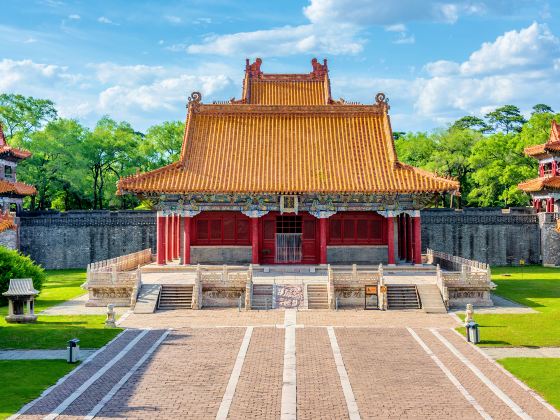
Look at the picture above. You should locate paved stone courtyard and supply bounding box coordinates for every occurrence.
[14,310,560,419]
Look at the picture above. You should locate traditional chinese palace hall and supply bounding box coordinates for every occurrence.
[118,58,459,266]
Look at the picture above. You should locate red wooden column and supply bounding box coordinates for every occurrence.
[319,218,328,264]
[413,215,422,265]
[406,214,413,262]
[183,216,191,265]
[251,217,259,264]
[387,216,395,265]
[167,214,173,262]
[174,214,180,259]
[156,213,167,265]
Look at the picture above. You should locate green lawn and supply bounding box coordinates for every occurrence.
[0,360,76,419]
[499,358,560,410]
[0,269,121,349]
[35,269,87,312]
[459,266,560,347]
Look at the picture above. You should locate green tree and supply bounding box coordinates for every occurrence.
[485,105,526,134]
[394,132,436,168]
[467,133,534,207]
[0,247,45,305]
[532,103,554,115]
[82,117,141,209]
[0,94,57,139]
[16,119,90,210]
[139,121,184,170]
[451,116,491,133]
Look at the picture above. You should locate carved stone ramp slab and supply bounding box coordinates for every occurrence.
[417,284,447,313]
[133,284,161,314]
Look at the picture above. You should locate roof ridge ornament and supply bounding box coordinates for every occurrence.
[310,58,328,79]
[188,92,202,113]
[246,58,263,78]
[375,92,390,111]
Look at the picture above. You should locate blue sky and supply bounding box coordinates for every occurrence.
[1,0,559,132]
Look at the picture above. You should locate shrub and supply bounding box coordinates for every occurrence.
[0,246,45,306]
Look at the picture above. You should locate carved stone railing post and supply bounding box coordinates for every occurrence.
[222,264,228,283]
[192,264,201,310]
[245,264,253,310]
[327,264,335,310]
[352,264,357,281]
[378,263,387,310]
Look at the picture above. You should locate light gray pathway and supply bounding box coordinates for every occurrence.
[482,346,560,359]
[451,294,538,314]
[40,293,129,315]
[0,348,96,360]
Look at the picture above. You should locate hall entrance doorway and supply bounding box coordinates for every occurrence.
[261,212,319,264]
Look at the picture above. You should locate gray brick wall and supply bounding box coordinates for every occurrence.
[421,208,540,265]
[18,211,157,269]
[0,228,17,250]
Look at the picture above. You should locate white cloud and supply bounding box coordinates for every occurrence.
[164,15,182,24]
[414,22,560,122]
[187,23,363,57]
[97,16,113,24]
[393,34,415,44]
[68,14,81,20]
[23,37,37,44]
[385,23,407,32]
[303,0,518,25]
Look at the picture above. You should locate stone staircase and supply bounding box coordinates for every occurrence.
[134,284,162,314]
[157,285,193,310]
[252,284,274,309]
[387,284,421,310]
[416,284,447,313]
[307,284,329,309]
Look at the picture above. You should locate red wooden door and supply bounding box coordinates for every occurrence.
[259,212,318,264]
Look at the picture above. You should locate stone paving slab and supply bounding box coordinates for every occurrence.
[95,328,245,419]
[482,346,560,359]
[439,329,559,419]
[296,327,350,420]
[297,309,459,328]
[19,329,142,418]
[0,349,96,360]
[413,328,517,419]
[227,327,284,419]
[336,327,481,419]
[120,308,286,329]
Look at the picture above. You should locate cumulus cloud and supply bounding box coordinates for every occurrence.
[164,15,182,24]
[187,24,363,57]
[303,0,519,25]
[68,14,81,20]
[97,16,113,24]
[415,22,560,120]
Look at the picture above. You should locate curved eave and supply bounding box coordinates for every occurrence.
[518,176,560,193]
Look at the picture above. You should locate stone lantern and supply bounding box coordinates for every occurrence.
[2,278,39,323]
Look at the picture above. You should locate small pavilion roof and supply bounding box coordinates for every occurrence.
[524,120,560,157]
[0,123,32,160]
[518,175,560,192]
[2,278,39,297]
[0,179,37,196]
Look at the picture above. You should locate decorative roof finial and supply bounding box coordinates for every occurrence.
[310,58,328,78]
[187,92,202,112]
[246,58,263,78]
[0,122,5,146]
[375,92,390,111]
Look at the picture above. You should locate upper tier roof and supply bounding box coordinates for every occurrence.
[524,120,560,157]
[0,123,32,161]
[118,59,459,196]
[518,175,560,193]
[0,179,37,196]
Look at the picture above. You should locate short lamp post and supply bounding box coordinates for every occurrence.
[67,338,80,363]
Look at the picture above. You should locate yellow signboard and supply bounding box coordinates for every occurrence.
[365,286,377,295]
[519,259,525,265]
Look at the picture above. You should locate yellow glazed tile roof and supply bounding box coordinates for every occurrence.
[118,103,459,195]
[249,80,328,105]
[518,176,560,192]
[524,120,560,157]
